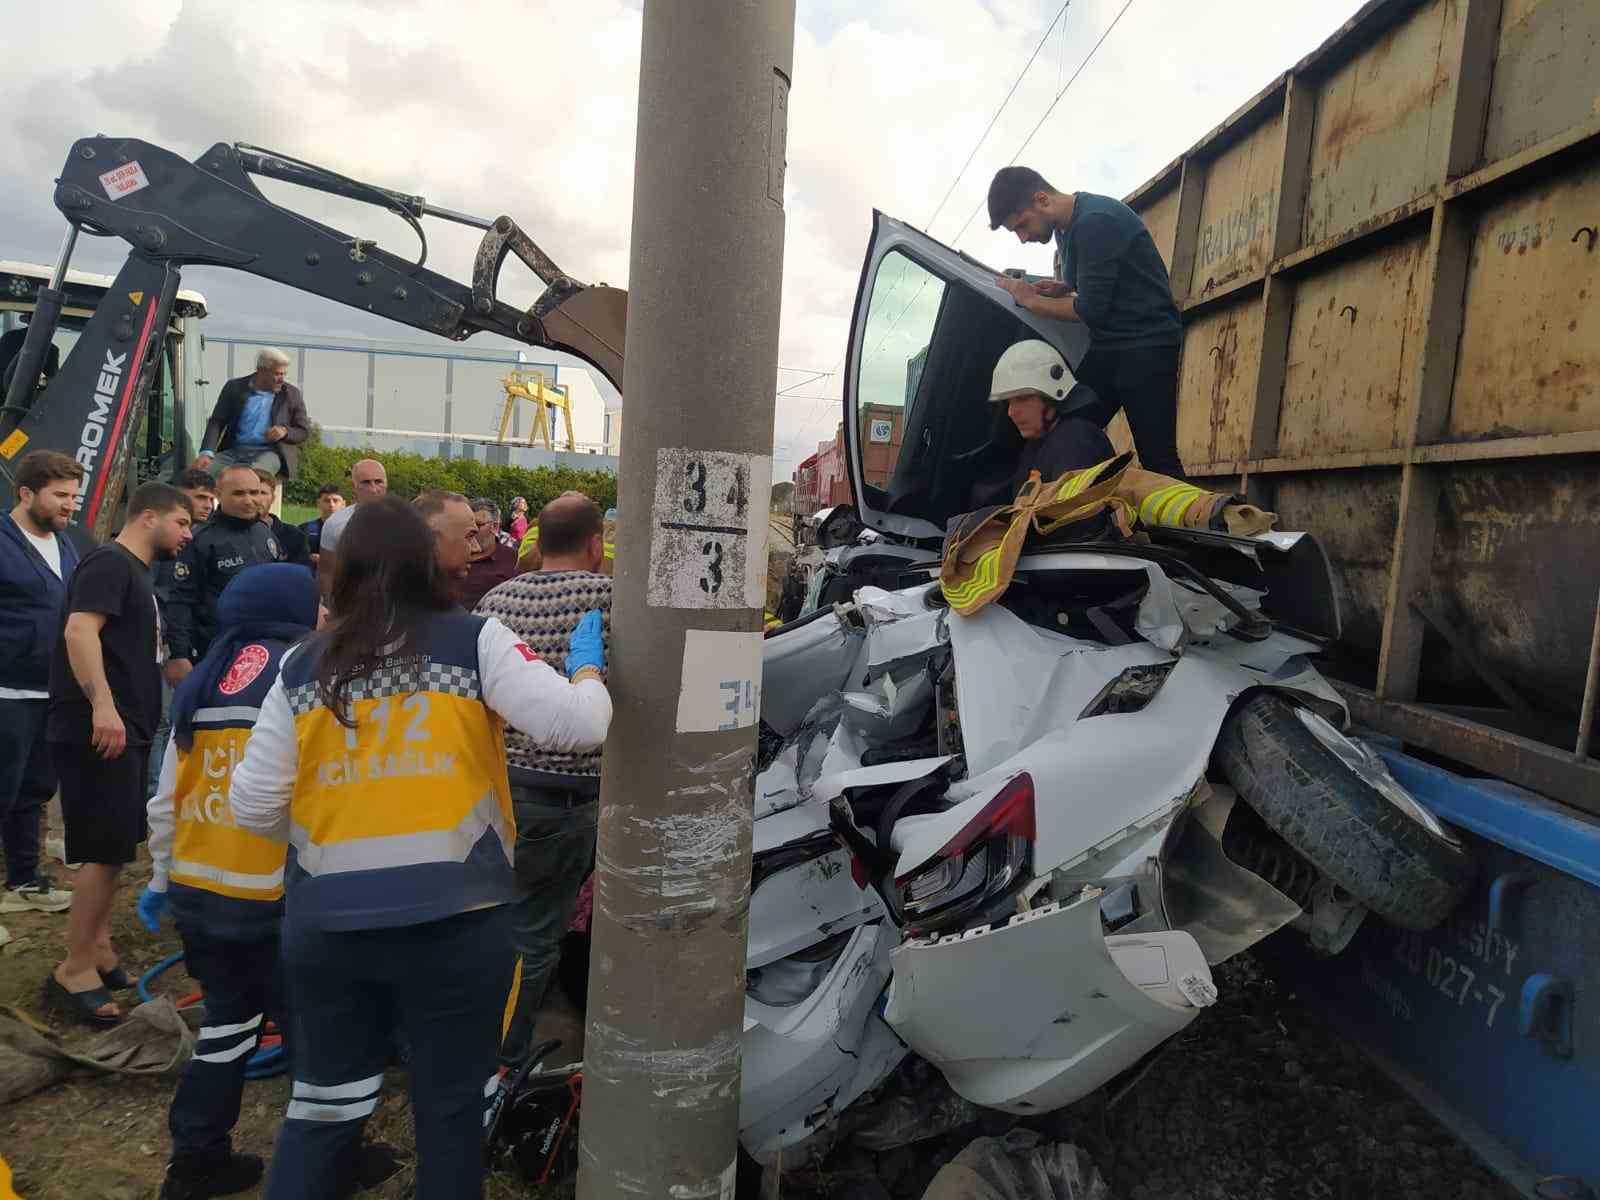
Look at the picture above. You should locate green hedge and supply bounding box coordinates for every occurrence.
[284,430,617,514]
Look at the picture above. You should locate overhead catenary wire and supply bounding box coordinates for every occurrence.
[785,0,1079,457]
[924,1,1072,233]
[949,0,1138,246]
[869,0,1136,368]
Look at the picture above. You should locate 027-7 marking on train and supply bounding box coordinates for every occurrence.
[648,448,772,610]
[1389,929,1514,1030]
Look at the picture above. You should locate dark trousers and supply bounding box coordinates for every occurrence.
[169,921,282,1159]
[267,905,514,1200]
[501,784,597,1066]
[0,697,52,887]
[1076,342,1187,480]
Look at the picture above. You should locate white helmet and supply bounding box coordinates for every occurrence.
[988,339,1075,405]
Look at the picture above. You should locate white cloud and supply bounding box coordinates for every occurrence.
[0,0,1361,479]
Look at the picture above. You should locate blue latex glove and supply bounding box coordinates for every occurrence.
[566,610,605,679]
[137,885,170,933]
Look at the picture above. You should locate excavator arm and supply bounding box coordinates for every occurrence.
[0,135,627,539]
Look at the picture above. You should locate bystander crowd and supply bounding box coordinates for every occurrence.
[166,464,290,682]
[254,467,312,566]
[412,489,478,586]
[193,348,310,516]
[456,498,520,609]
[0,451,83,933]
[149,469,219,796]
[314,459,387,598]
[48,483,194,1024]
[299,483,345,561]
[475,492,612,1066]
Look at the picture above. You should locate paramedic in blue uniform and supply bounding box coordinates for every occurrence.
[228,496,612,1200]
[141,563,319,1200]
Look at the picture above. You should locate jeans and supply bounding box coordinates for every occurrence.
[267,905,514,1200]
[1075,342,1187,480]
[148,683,173,799]
[0,698,52,887]
[209,447,281,474]
[169,921,283,1159]
[500,784,597,1067]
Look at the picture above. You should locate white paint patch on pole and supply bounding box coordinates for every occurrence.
[675,630,763,733]
[648,448,772,610]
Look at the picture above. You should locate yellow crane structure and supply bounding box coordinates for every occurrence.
[497,368,576,451]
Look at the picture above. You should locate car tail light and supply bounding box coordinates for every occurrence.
[895,773,1035,935]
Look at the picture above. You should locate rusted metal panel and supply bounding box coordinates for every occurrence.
[1191,113,1285,298]
[1483,0,1600,165]
[1133,184,1181,269]
[1111,0,1600,796]
[1278,233,1431,456]
[1450,159,1600,439]
[1302,0,1461,245]
[1430,457,1600,710]
[1269,468,1403,656]
[1176,301,1263,466]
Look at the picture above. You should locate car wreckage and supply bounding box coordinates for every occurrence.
[734,214,1474,1157]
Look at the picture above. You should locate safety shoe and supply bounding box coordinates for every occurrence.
[158,1150,264,1199]
[0,875,72,913]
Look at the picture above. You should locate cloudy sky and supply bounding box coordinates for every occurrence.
[1,0,1362,479]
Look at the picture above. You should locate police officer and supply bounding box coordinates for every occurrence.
[165,464,288,675]
[140,564,319,1200]
[228,497,611,1200]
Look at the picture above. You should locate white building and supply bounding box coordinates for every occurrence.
[199,330,621,468]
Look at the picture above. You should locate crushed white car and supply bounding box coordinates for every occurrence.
[736,214,1474,1158]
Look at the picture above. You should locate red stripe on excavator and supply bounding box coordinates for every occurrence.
[86,298,160,525]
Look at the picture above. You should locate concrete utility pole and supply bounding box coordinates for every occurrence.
[579,4,794,1200]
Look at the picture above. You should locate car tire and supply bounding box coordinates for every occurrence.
[1214,693,1474,931]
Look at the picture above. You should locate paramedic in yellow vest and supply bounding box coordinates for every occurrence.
[228,496,612,1200]
[988,339,1115,502]
[140,563,319,1200]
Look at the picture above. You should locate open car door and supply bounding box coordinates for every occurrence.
[841,213,1090,544]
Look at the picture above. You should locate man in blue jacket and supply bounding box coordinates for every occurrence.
[0,451,82,928]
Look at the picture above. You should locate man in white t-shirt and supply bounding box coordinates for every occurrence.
[0,451,83,926]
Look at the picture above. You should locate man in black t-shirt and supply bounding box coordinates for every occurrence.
[48,483,194,1025]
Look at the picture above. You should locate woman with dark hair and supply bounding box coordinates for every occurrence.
[228,496,610,1200]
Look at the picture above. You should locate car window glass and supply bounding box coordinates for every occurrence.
[856,251,946,494]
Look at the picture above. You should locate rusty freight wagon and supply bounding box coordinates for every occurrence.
[1116,0,1600,810]
[1111,0,1600,1190]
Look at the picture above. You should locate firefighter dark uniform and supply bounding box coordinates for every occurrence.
[229,610,611,1200]
[167,512,287,662]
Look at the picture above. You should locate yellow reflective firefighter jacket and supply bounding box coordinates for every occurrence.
[939,453,1275,615]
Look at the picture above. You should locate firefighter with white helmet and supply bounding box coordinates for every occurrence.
[988,339,1115,499]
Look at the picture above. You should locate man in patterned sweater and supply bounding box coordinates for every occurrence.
[474,492,611,1066]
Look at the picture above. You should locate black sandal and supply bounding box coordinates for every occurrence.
[46,975,121,1026]
[99,965,134,991]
